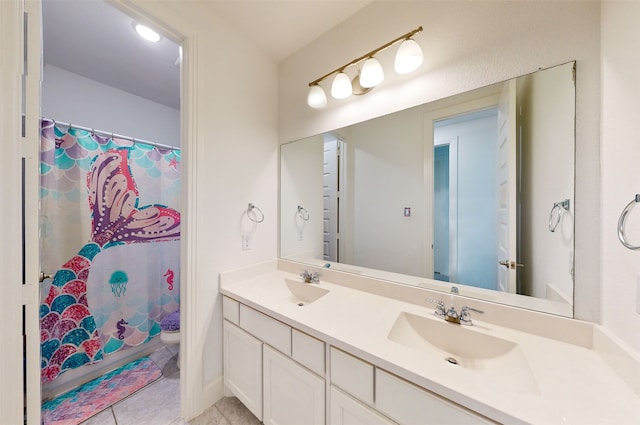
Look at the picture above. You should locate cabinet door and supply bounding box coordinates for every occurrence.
[330,386,396,425]
[375,369,495,425]
[223,321,263,420]
[263,344,325,425]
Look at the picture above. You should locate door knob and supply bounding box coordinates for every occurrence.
[39,272,52,283]
[498,261,524,269]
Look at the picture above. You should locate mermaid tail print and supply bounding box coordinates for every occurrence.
[88,149,180,246]
[41,149,181,382]
[40,243,103,383]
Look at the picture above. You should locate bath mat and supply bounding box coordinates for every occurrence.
[41,356,162,425]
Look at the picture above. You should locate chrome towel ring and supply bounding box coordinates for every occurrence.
[549,199,570,232]
[247,203,264,223]
[297,205,310,221]
[617,194,640,250]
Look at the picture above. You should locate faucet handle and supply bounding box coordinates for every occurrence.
[459,306,484,326]
[427,299,446,318]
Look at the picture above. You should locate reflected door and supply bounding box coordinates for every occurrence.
[497,80,518,293]
[323,137,341,261]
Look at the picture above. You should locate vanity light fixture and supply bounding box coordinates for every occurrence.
[134,23,161,42]
[307,26,423,108]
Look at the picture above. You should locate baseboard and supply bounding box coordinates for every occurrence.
[186,375,225,421]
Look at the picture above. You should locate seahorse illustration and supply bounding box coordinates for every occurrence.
[116,319,128,340]
[164,269,175,291]
[40,148,181,383]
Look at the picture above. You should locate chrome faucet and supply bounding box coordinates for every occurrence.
[428,299,446,318]
[459,306,484,326]
[300,270,319,284]
[427,299,484,326]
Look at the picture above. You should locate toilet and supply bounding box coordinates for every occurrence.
[160,309,181,368]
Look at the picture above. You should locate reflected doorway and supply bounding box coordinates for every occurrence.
[433,107,499,290]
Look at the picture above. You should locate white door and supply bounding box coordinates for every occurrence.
[497,80,518,293]
[0,2,42,424]
[323,137,341,261]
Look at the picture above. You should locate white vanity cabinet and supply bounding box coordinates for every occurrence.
[222,295,494,425]
[222,296,326,425]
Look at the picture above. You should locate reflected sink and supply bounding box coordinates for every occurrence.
[388,312,539,393]
[285,279,330,305]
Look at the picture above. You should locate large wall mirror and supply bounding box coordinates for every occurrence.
[280,62,575,317]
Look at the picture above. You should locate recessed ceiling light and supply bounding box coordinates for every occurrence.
[134,23,160,42]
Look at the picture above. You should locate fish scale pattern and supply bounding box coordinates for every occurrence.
[40,120,181,383]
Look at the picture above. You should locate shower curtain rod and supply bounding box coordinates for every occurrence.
[44,118,179,151]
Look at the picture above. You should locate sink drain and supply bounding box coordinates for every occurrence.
[297,302,304,307]
[446,357,458,365]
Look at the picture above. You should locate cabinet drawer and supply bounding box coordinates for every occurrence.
[375,369,495,425]
[292,329,325,376]
[222,296,240,325]
[330,347,374,406]
[240,304,291,355]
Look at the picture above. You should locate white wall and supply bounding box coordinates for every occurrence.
[519,64,575,303]
[42,64,180,147]
[280,135,324,259]
[122,1,279,419]
[280,0,601,323]
[346,107,426,277]
[601,1,640,352]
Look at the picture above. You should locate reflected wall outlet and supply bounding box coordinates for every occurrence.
[242,235,250,251]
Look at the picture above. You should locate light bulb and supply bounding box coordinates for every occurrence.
[135,24,160,42]
[331,72,353,99]
[307,84,327,108]
[395,38,423,74]
[360,57,384,88]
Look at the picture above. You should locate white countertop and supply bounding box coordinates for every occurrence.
[220,265,640,424]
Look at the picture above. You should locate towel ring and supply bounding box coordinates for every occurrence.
[617,194,640,250]
[548,199,570,232]
[247,203,264,223]
[297,205,310,221]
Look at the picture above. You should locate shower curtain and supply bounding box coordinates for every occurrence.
[39,119,181,383]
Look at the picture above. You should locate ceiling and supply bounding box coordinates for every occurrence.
[42,0,372,110]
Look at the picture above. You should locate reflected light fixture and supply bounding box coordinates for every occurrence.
[307,26,423,108]
[135,23,161,42]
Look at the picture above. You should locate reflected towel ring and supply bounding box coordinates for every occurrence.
[549,199,570,232]
[297,205,310,221]
[617,194,640,250]
[247,203,265,223]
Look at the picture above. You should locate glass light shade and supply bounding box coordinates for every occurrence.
[360,57,384,88]
[394,38,423,74]
[307,84,327,108]
[331,72,353,99]
[135,24,161,42]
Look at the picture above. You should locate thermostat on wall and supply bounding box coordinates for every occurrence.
[404,207,411,217]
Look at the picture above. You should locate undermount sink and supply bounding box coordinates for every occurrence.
[388,311,539,393]
[284,279,329,305]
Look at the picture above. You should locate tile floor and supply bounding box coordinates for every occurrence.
[78,346,260,425]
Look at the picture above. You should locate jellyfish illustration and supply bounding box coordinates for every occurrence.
[109,270,129,297]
